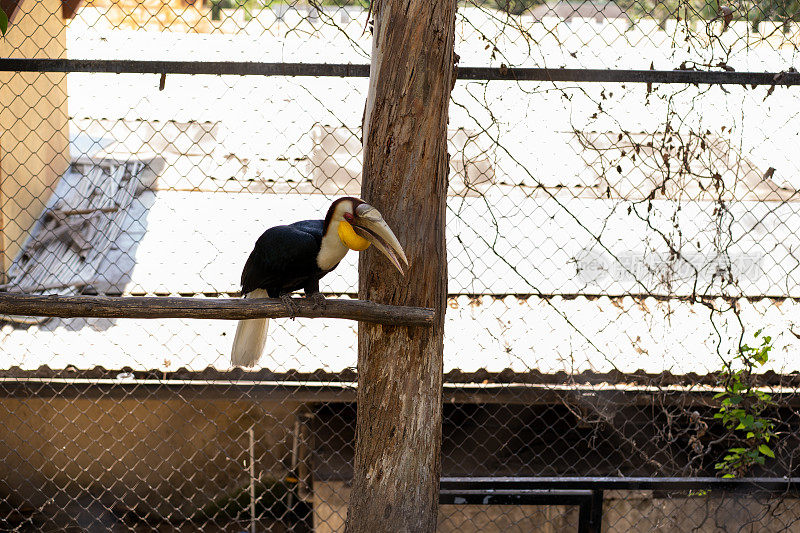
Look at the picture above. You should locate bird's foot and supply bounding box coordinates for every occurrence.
[280,293,298,319]
[309,292,326,310]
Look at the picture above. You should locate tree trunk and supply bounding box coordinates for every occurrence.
[345,0,455,531]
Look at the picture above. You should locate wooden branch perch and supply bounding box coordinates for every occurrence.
[0,293,435,327]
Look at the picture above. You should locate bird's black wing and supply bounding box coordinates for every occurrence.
[240,219,325,296]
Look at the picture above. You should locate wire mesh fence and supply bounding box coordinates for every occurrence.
[1,0,800,531]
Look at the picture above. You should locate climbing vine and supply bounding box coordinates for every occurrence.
[714,330,778,477]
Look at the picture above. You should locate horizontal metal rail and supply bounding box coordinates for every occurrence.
[439,488,594,505]
[440,486,603,533]
[0,293,434,326]
[0,59,798,85]
[441,477,800,532]
[440,476,800,492]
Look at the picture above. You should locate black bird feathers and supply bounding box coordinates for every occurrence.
[240,219,335,298]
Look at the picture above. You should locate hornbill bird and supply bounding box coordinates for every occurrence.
[230,197,409,367]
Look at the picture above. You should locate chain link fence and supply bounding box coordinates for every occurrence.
[1,0,800,530]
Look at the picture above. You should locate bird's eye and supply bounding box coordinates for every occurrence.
[344,213,354,222]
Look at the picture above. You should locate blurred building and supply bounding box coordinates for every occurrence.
[81,0,210,32]
[0,0,74,279]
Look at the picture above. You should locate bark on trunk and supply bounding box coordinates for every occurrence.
[345,0,455,531]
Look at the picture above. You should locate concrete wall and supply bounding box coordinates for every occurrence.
[0,0,70,278]
[0,397,301,524]
[313,481,800,533]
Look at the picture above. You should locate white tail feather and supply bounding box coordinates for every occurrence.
[230,289,270,367]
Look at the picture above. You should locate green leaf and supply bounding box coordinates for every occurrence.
[758,444,775,458]
[0,8,8,36]
[728,395,743,405]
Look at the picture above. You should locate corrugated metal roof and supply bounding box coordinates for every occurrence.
[9,185,796,298]
[71,189,797,298]
[65,74,800,192]
[3,154,800,378]
[64,20,800,192]
[2,295,800,378]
